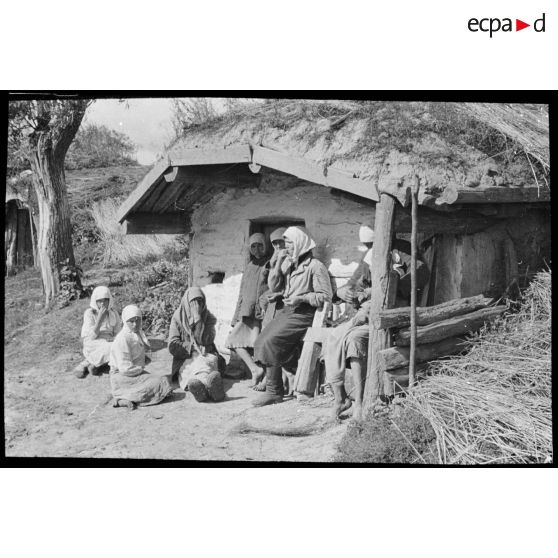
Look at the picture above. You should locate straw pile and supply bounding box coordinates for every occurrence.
[90,198,178,266]
[458,103,550,179]
[405,270,552,464]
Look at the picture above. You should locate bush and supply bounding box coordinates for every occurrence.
[66,124,137,169]
[56,259,91,308]
[335,405,437,464]
[114,260,190,336]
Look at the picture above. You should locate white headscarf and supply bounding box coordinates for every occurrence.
[248,232,267,260]
[90,286,113,310]
[89,285,118,328]
[283,226,316,268]
[121,304,150,347]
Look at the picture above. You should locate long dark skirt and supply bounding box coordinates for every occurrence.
[254,303,315,368]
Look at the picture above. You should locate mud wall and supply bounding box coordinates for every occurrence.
[190,171,375,353]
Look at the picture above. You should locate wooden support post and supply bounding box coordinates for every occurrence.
[409,177,419,389]
[363,193,397,410]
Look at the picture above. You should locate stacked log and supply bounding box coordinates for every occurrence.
[378,295,505,395]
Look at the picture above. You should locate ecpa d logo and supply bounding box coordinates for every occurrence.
[468,13,546,37]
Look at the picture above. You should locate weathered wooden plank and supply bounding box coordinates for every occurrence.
[303,327,330,344]
[16,208,29,266]
[374,294,493,330]
[454,186,550,204]
[154,179,188,214]
[409,179,419,388]
[363,194,397,408]
[123,213,189,234]
[169,145,252,167]
[394,306,505,347]
[151,167,194,214]
[384,370,409,392]
[394,206,493,235]
[384,364,429,395]
[503,235,518,290]
[378,336,467,372]
[140,179,172,213]
[253,145,329,189]
[117,157,171,222]
[325,167,379,202]
[294,302,331,398]
[419,237,436,306]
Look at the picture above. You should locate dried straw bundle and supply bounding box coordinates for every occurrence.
[459,103,550,175]
[90,198,178,266]
[406,270,551,464]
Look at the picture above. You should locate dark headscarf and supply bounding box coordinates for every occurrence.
[174,286,207,347]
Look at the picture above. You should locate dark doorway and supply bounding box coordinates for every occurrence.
[249,217,306,250]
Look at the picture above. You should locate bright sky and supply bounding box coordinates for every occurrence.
[86,97,254,166]
[85,98,175,165]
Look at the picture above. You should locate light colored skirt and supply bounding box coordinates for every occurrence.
[178,356,217,390]
[324,322,369,385]
[225,317,261,349]
[83,336,113,367]
[110,370,173,406]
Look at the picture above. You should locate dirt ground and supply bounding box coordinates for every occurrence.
[4,323,349,461]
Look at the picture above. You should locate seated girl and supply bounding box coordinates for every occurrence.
[74,286,122,378]
[252,226,332,406]
[109,304,174,410]
[323,300,371,422]
[168,287,225,402]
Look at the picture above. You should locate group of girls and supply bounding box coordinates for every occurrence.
[74,225,341,412]
[74,287,174,410]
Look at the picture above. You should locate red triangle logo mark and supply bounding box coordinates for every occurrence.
[516,19,530,31]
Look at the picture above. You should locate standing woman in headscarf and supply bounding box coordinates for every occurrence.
[74,286,122,378]
[168,286,225,402]
[252,226,332,406]
[225,233,270,384]
[109,304,174,409]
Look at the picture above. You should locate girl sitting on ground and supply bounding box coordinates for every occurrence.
[168,287,225,402]
[109,304,174,410]
[74,286,122,378]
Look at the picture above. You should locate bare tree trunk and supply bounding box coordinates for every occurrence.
[30,145,77,305]
[5,204,18,276]
[25,99,89,305]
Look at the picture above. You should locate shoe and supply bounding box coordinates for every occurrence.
[74,362,88,379]
[88,364,101,376]
[252,392,283,407]
[187,378,209,402]
[205,371,225,402]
